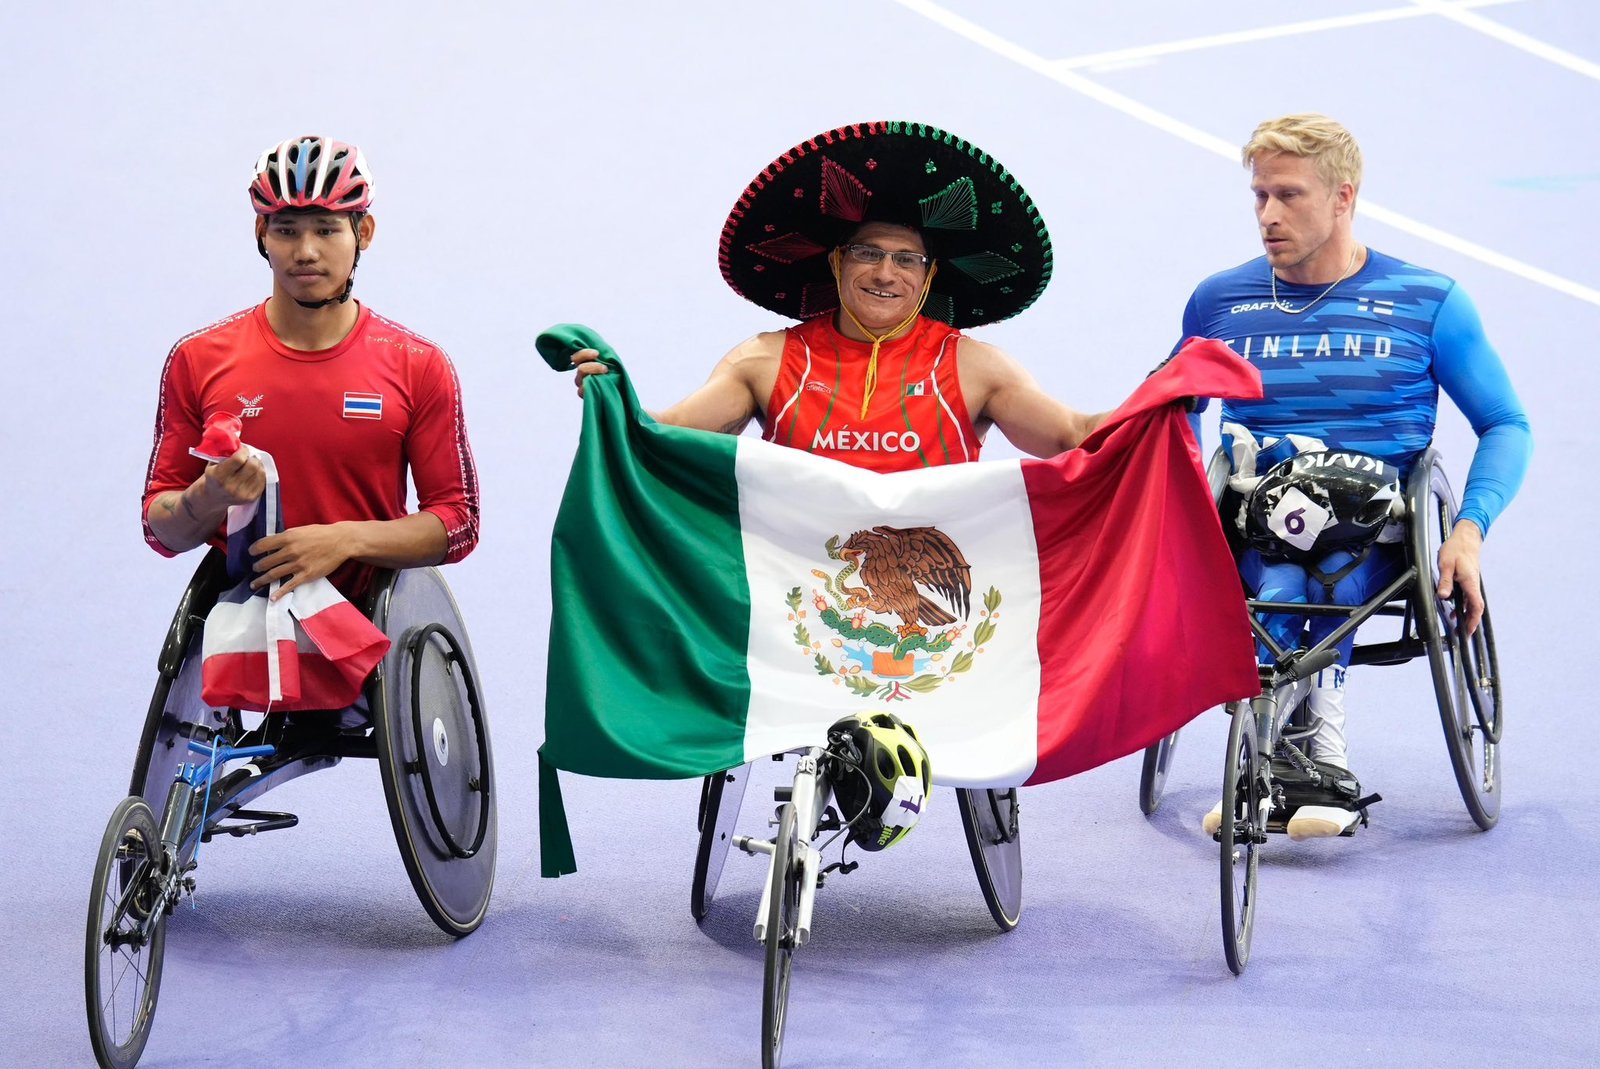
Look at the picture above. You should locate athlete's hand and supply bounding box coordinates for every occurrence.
[250,524,350,600]
[1435,519,1484,635]
[195,446,266,512]
[572,348,610,397]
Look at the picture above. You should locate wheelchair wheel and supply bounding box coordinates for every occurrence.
[1430,598,1503,830]
[761,803,800,1069]
[85,797,166,1069]
[1411,453,1503,831]
[369,568,496,937]
[691,764,751,922]
[956,787,1022,932]
[1138,730,1180,815]
[1219,701,1261,975]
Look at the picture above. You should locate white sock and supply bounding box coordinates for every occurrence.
[1308,664,1349,769]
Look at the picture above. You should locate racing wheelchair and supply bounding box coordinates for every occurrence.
[84,551,495,1069]
[690,715,1020,1069]
[1137,447,1502,973]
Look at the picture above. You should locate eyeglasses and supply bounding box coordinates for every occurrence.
[842,244,931,271]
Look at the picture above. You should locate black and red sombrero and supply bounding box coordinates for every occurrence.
[718,120,1052,329]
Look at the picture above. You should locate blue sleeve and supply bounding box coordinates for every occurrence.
[1178,288,1213,422]
[1432,285,1532,536]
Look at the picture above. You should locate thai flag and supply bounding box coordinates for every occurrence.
[343,392,383,420]
[200,447,391,712]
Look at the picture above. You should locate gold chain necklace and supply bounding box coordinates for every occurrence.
[1271,245,1358,315]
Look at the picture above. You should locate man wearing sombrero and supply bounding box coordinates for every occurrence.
[573,120,1103,462]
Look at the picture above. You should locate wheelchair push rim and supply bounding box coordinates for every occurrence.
[956,786,1023,931]
[85,797,166,1069]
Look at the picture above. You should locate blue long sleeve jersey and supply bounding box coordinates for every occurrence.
[1180,249,1531,536]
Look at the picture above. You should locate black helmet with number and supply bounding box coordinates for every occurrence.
[1245,450,1402,563]
[824,712,931,852]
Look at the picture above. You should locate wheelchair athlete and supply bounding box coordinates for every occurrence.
[141,134,480,745]
[1180,112,1532,840]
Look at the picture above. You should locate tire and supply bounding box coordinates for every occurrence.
[956,787,1022,931]
[1138,731,1180,815]
[691,765,751,922]
[1219,701,1261,975]
[761,804,800,1069]
[85,797,166,1069]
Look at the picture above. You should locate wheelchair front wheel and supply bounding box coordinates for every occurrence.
[956,787,1022,931]
[85,797,166,1069]
[1219,702,1261,975]
[761,803,800,1069]
[1139,731,1180,815]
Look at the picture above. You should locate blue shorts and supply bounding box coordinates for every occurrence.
[1237,544,1406,669]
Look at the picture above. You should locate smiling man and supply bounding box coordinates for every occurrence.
[1180,113,1531,840]
[571,121,1102,466]
[142,135,479,600]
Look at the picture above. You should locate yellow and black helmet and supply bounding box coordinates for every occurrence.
[825,712,931,852]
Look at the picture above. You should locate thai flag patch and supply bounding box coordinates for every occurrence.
[343,392,383,420]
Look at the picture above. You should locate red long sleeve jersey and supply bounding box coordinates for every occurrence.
[142,302,480,572]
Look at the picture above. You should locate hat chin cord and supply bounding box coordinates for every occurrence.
[830,250,939,419]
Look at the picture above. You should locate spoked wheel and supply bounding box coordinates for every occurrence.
[1219,701,1262,975]
[691,764,751,921]
[761,804,801,1069]
[1138,730,1180,815]
[1431,598,1503,830]
[1411,452,1503,831]
[956,787,1022,931]
[370,568,496,937]
[85,797,167,1069]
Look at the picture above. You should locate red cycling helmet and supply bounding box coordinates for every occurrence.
[248,136,373,215]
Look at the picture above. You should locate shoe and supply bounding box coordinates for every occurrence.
[1286,804,1358,840]
[1202,801,1223,836]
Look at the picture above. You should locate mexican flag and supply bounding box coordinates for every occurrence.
[537,324,1261,875]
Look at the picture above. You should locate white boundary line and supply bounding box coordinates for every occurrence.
[891,0,1600,306]
[1409,0,1600,81]
[1054,0,1525,71]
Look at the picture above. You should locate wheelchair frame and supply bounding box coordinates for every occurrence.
[691,749,1022,1069]
[1139,448,1503,973]
[85,553,495,1069]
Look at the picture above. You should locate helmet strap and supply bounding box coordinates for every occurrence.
[263,212,363,310]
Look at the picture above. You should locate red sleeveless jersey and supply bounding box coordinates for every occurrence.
[761,316,981,472]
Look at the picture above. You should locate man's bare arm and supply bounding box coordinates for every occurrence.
[959,338,1105,458]
[572,332,784,434]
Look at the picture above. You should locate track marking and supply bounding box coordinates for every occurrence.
[890,0,1600,306]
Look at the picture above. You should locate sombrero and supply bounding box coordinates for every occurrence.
[718,120,1051,330]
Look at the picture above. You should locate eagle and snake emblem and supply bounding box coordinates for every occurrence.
[786,524,1002,702]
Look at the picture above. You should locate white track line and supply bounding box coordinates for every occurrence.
[891,0,1600,306]
[1054,0,1526,71]
[1409,0,1600,81]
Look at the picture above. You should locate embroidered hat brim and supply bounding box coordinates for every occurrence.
[719,121,1052,330]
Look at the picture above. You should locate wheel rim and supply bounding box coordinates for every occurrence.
[86,798,166,1069]
[1139,732,1179,815]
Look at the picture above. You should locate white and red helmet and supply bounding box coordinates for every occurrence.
[248,136,373,215]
